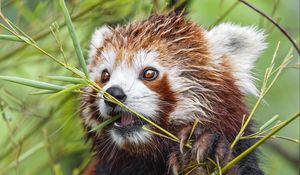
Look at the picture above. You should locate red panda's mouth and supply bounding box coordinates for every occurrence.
[108,111,153,147]
[112,111,146,131]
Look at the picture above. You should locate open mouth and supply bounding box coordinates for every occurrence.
[109,111,152,146]
[112,111,146,132]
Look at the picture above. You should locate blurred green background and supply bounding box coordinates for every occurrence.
[0,0,299,175]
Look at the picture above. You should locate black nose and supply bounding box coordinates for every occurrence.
[104,86,127,108]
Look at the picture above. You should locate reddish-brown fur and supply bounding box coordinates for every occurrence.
[81,12,262,175]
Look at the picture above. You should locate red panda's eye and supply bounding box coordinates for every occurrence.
[141,68,159,81]
[101,69,110,83]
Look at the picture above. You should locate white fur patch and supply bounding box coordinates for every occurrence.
[88,26,112,64]
[110,129,152,147]
[110,129,125,146]
[133,49,163,70]
[168,73,212,123]
[90,48,116,82]
[206,23,266,95]
[127,130,152,145]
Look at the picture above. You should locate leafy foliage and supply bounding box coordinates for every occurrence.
[0,0,299,175]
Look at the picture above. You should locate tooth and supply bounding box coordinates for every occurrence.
[114,122,120,127]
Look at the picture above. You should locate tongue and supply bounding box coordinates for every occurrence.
[120,113,133,126]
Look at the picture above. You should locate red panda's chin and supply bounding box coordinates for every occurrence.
[109,124,152,149]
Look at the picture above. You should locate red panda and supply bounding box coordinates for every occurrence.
[80,12,266,175]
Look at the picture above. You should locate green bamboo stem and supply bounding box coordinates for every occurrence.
[58,0,89,78]
[0,76,65,91]
[0,34,25,42]
[222,112,300,173]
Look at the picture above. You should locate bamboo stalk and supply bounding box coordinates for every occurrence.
[58,0,89,78]
[222,112,300,173]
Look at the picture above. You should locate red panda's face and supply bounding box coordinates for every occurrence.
[81,29,183,153]
[90,47,177,148]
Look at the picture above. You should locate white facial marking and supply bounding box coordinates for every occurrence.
[127,130,152,145]
[88,26,112,64]
[90,48,116,81]
[134,49,163,70]
[110,129,152,147]
[110,130,125,146]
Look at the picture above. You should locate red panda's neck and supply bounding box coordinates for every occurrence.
[82,146,169,175]
[208,64,248,141]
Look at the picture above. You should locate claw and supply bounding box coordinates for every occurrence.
[196,148,201,164]
[180,138,185,154]
[172,165,179,175]
[196,147,206,164]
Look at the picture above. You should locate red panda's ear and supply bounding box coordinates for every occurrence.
[88,26,113,64]
[206,23,267,95]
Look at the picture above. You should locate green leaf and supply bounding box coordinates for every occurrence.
[48,84,85,99]
[0,76,65,91]
[66,66,86,78]
[54,164,64,175]
[0,34,29,42]
[47,76,85,84]
[59,0,89,78]
[30,90,56,95]
[89,115,120,132]
[259,114,279,131]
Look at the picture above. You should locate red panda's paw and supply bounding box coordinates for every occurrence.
[171,125,233,174]
[168,150,208,175]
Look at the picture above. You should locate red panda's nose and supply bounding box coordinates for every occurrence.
[104,86,127,108]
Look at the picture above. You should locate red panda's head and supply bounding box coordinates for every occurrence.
[81,12,266,155]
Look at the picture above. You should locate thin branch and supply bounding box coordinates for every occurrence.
[222,112,300,173]
[210,1,239,28]
[239,0,300,55]
[168,0,190,12]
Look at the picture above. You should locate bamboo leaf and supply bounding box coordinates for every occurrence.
[0,34,25,42]
[89,115,120,132]
[54,164,64,175]
[66,66,86,78]
[47,76,85,84]
[0,76,65,91]
[259,114,279,131]
[48,84,85,99]
[58,0,89,78]
[30,90,56,95]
